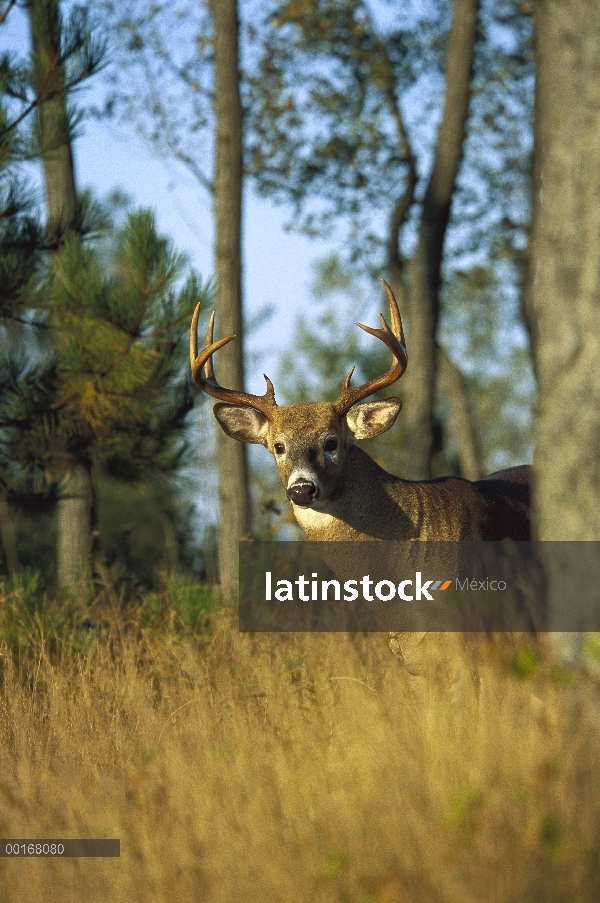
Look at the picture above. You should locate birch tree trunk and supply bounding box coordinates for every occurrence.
[29,0,93,588]
[210,0,251,598]
[529,0,600,659]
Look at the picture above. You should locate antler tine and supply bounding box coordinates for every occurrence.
[190,304,277,417]
[334,279,408,416]
[203,310,217,381]
[381,278,405,345]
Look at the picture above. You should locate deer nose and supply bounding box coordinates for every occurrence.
[287,480,319,507]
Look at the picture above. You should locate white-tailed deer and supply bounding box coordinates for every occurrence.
[190,281,530,546]
[191,283,532,684]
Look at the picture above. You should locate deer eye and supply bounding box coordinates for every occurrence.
[274,442,285,455]
[324,437,338,453]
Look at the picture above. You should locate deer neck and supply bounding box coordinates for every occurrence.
[292,445,418,541]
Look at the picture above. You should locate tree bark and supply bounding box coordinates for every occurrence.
[529,0,600,658]
[0,489,19,579]
[529,0,600,540]
[29,0,93,588]
[393,0,479,480]
[29,0,78,243]
[210,0,251,598]
[56,463,92,588]
[438,347,481,481]
[160,513,181,575]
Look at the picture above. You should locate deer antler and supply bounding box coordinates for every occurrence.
[334,280,408,415]
[190,304,277,418]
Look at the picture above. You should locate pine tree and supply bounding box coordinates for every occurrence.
[28,0,106,585]
[0,3,50,577]
[49,209,209,485]
[0,3,212,584]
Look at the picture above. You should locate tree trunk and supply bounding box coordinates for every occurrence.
[529,0,600,658]
[438,348,481,481]
[56,463,92,588]
[210,0,251,598]
[160,513,181,575]
[29,0,78,242]
[0,489,19,579]
[394,0,479,480]
[29,0,93,588]
[529,0,600,540]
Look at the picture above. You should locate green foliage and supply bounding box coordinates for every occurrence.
[46,210,210,474]
[583,634,600,664]
[443,786,484,827]
[0,0,103,483]
[0,4,214,583]
[0,569,220,675]
[0,176,44,317]
[246,0,422,254]
[0,7,49,503]
[1,207,212,488]
[95,476,198,587]
[321,851,349,880]
[0,5,49,319]
[97,0,532,276]
[509,645,540,679]
[0,499,56,578]
[0,205,212,582]
[0,568,91,668]
[138,576,216,632]
[246,0,533,276]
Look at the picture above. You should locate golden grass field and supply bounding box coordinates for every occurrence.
[1,575,600,903]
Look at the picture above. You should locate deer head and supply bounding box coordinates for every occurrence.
[190,280,408,509]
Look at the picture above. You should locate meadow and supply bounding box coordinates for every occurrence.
[0,574,599,903]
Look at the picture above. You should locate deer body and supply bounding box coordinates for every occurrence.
[293,446,530,543]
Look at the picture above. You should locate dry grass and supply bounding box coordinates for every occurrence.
[0,583,600,903]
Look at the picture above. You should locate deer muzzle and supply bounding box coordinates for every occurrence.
[287,480,319,507]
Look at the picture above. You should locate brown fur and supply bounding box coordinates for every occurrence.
[214,401,531,542]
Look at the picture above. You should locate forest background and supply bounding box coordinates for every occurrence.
[0,0,598,597]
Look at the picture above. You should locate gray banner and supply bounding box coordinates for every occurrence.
[239,541,600,632]
[0,840,120,857]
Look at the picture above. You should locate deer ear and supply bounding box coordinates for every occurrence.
[345,398,402,439]
[213,403,270,445]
